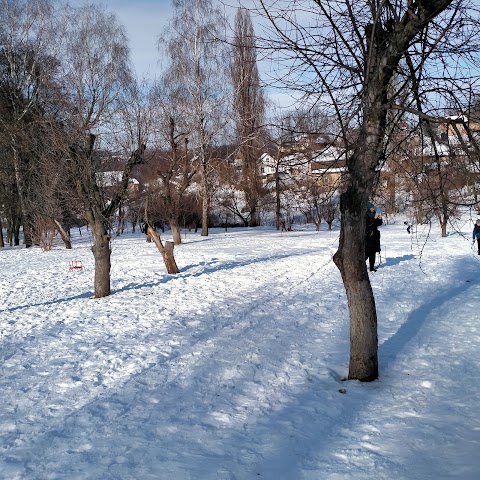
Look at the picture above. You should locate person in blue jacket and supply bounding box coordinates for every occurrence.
[365,201,382,271]
[473,219,480,255]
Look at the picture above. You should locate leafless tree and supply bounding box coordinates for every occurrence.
[158,0,230,236]
[212,157,252,226]
[0,141,19,246]
[29,129,75,249]
[231,7,266,227]
[255,0,480,381]
[60,4,145,298]
[0,0,60,247]
[147,116,195,245]
[322,198,340,231]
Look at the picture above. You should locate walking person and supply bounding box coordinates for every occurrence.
[473,219,480,255]
[365,201,382,272]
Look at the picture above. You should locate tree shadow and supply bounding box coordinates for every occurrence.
[380,265,476,370]
[1,291,94,314]
[380,254,415,267]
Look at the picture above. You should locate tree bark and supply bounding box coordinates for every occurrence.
[170,218,182,245]
[334,188,378,381]
[12,144,32,247]
[201,177,209,237]
[146,225,180,274]
[54,219,72,249]
[91,220,111,298]
[164,241,180,274]
[275,166,281,230]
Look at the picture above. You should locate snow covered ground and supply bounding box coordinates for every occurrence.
[1,217,480,480]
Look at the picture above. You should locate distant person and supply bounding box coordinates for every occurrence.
[404,221,413,234]
[473,219,480,255]
[365,201,382,272]
[281,219,287,232]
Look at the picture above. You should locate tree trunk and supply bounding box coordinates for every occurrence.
[0,219,4,248]
[334,190,378,381]
[14,222,20,246]
[91,221,111,298]
[201,185,209,236]
[275,167,281,230]
[199,151,209,237]
[441,219,447,237]
[164,241,180,274]
[11,144,32,247]
[170,219,182,245]
[54,219,72,249]
[387,174,396,214]
[248,206,259,227]
[146,225,180,274]
[116,202,124,237]
[334,82,385,381]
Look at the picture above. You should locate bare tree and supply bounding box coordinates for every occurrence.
[158,0,230,236]
[212,156,252,226]
[322,198,340,231]
[147,116,195,245]
[0,0,60,247]
[61,4,145,298]
[30,134,74,249]
[231,7,266,227]
[256,0,480,381]
[0,140,21,246]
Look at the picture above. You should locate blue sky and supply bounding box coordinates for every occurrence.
[84,0,251,80]
[94,0,173,78]
[68,0,298,109]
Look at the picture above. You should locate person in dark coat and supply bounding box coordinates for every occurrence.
[473,219,480,255]
[365,201,382,271]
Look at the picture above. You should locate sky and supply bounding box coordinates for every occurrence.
[83,1,253,79]
[69,0,298,111]
[1,213,480,478]
[89,0,173,79]
[65,0,480,115]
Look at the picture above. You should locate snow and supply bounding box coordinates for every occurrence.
[1,219,480,480]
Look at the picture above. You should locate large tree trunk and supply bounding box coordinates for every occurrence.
[334,188,378,381]
[245,158,260,228]
[91,221,111,298]
[334,96,385,381]
[163,241,180,274]
[332,13,406,381]
[199,146,209,237]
